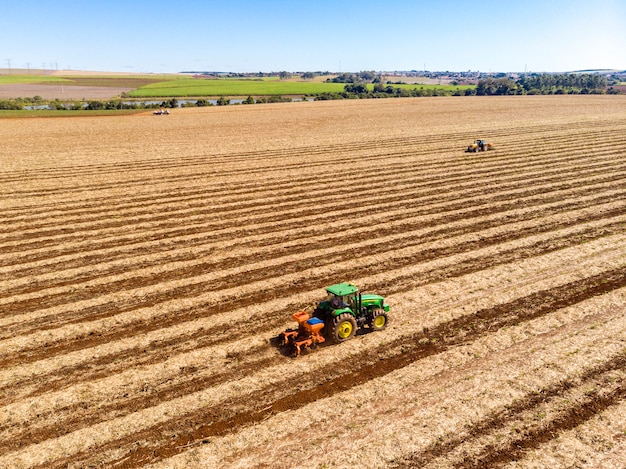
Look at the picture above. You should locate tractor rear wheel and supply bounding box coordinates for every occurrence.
[369,309,389,331]
[330,313,357,343]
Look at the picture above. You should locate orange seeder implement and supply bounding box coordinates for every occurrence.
[278,311,325,356]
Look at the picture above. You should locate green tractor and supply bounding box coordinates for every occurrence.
[312,283,390,343]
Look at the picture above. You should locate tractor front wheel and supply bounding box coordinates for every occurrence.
[331,313,357,343]
[369,309,389,331]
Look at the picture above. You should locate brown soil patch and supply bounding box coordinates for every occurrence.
[1,96,626,468]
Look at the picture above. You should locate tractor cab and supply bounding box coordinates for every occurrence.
[325,283,359,312]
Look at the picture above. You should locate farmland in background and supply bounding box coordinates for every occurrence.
[0,73,174,101]
[0,75,69,85]
[126,78,473,97]
[0,73,169,101]
[127,77,347,97]
[1,96,625,468]
[0,75,163,88]
[0,71,472,100]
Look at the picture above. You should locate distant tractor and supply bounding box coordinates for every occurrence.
[278,283,390,356]
[466,139,494,152]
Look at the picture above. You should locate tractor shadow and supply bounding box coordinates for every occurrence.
[269,334,327,357]
[269,327,376,358]
[268,335,297,357]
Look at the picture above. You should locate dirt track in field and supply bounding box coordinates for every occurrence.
[1,96,625,468]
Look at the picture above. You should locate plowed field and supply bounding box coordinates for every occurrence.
[1,96,625,468]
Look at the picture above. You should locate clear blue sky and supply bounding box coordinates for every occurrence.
[2,0,625,73]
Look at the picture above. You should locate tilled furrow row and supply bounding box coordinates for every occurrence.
[3,101,626,469]
[0,136,464,198]
[2,130,622,221]
[1,209,622,374]
[29,267,626,469]
[2,220,623,407]
[3,146,618,235]
[3,173,624,302]
[3,147,624,247]
[2,125,624,205]
[0,344,278,455]
[392,351,626,468]
[2,238,620,442]
[2,160,624,268]
[0,131,450,183]
[4,126,625,213]
[2,120,618,185]
[3,168,624,291]
[452,376,626,468]
[3,193,616,334]
[0,154,364,216]
[3,139,622,240]
[2,186,622,325]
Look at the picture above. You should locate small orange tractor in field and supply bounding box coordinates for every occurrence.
[278,283,390,357]
[465,139,494,152]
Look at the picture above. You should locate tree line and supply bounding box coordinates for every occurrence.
[0,97,181,111]
[312,72,617,100]
[326,71,384,83]
[475,73,611,95]
[312,84,455,101]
